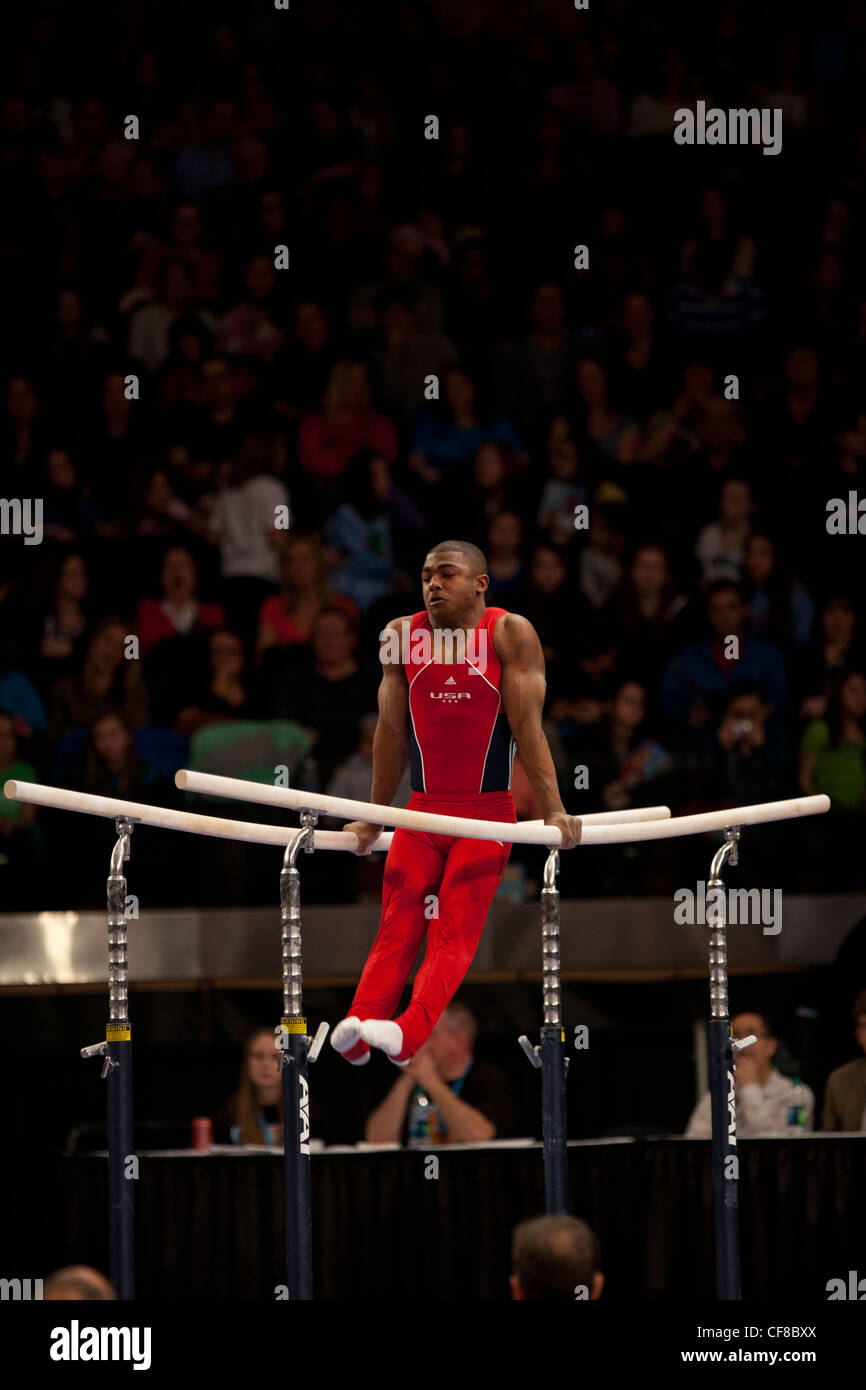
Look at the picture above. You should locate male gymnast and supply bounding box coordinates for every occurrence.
[331,539,582,1067]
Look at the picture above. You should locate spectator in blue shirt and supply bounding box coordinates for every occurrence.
[659,580,788,738]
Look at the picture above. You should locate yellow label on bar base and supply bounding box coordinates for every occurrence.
[106,1025,131,1041]
[281,1017,306,1034]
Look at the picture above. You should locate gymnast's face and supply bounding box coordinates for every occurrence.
[421,551,487,625]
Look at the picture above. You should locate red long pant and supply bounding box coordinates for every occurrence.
[348,792,515,1058]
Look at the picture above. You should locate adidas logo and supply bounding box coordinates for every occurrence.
[445,676,456,685]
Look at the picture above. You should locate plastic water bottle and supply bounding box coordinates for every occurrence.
[407,1088,431,1148]
[786,1077,808,1132]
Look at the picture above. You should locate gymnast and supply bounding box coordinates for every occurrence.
[331,539,583,1068]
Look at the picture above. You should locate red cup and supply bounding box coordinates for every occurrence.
[192,1117,213,1151]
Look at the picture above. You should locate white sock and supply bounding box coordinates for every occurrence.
[330,1016,363,1054]
[359,1019,404,1057]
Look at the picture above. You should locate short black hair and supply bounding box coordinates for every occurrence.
[706,578,745,604]
[512,1215,602,1300]
[733,1010,775,1039]
[427,540,488,574]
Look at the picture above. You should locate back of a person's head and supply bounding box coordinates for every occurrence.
[511,1215,602,1301]
[43,1265,117,1300]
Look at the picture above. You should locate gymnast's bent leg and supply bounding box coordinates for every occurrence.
[389,833,512,1061]
[331,827,446,1063]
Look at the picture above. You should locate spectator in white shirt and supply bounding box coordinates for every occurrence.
[210,431,290,651]
[685,1011,815,1136]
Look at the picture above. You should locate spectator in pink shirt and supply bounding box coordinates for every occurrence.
[297,360,398,486]
[135,546,224,656]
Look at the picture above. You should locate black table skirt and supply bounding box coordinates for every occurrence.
[61,1139,865,1300]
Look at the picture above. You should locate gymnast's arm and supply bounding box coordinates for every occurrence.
[495,612,582,849]
[344,617,411,855]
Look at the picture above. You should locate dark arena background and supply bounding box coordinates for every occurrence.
[0,0,864,1353]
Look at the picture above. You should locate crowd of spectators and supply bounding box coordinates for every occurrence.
[1,1,865,906]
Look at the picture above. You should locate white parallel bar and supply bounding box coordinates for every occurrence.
[577,795,830,845]
[176,770,669,834]
[173,769,671,845]
[2,781,393,853]
[174,772,830,847]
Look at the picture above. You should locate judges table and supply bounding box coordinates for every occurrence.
[62,1136,863,1301]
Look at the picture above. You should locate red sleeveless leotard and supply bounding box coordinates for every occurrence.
[402,606,516,794]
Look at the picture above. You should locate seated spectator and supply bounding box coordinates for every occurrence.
[626,43,698,139]
[743,529,815,650]
[709,683,790,806]
[659,581,787,737]
[135,546,224,657]
[821,990,866,1131]
[127,259,216,375]
[256,533,357,662]
[798,669,866,811]
[133,468,203,542]
[80,713,162,798]
[520,544,580,672]
[795,593,862,721]
[0,708,38,830]
[578,504,627,611]
[0,710,45,908]
[325,711,412,811]
[607,291,670,423]
[510,1215,603,1301]
[694,476,755,584]
[667,241,765,360]
[608,542,687,696]
[158,316,215,413]
[0,648,47,739]
[408,367,528,503]
[135,200,224,306]
[297,359,397,492]
[267,606,378,786]
[213,1028,283,1146]
[368,287,458,423]
[347,225,445,339]
[685,1012,814,1136]
[210,432,290,649]
[50,617,148,737]
[270,299,335,422]
[497,280,583,436]
[364,1004,516,1144]
[638,359,715,466]
[569,355,639,469]
[217,254,285,363]
[325,450,424,611]
[578,680,673,813]
[535,416,591,553]
[31,551,91,685]
[453,441,527,544]
[41,450,101,545]
[548,620,619,733]
[175,628,259,736]
[180,354,255,469]
[484,511,527,605]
